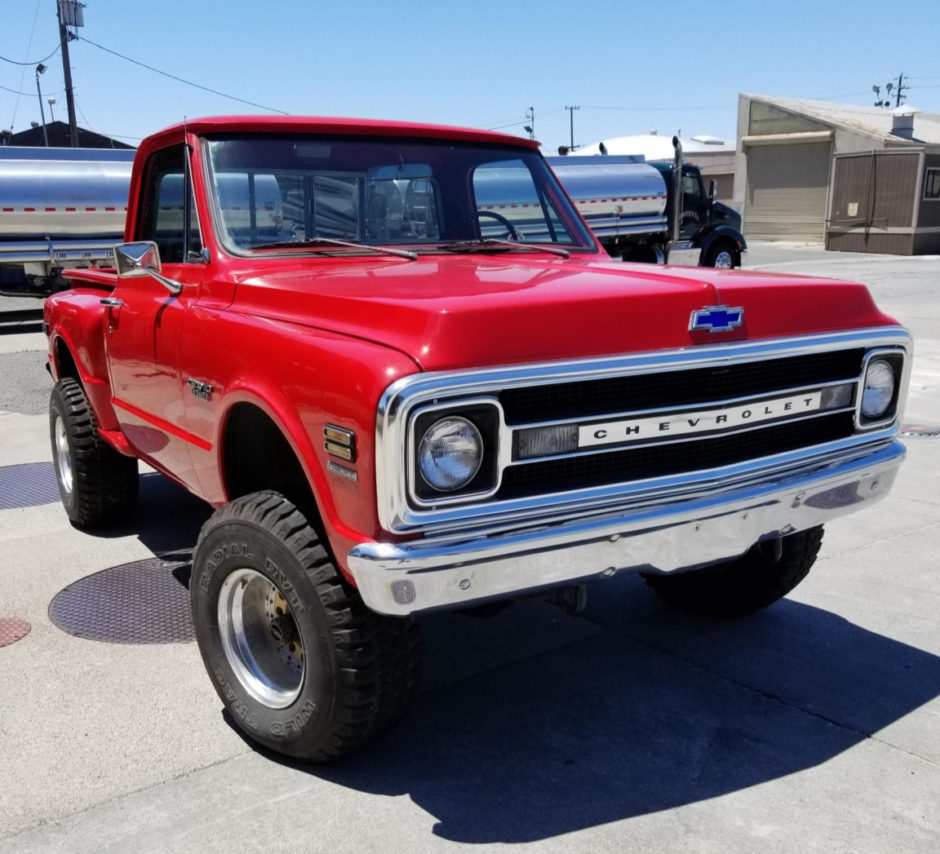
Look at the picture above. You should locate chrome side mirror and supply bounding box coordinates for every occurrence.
[113,241,182,295]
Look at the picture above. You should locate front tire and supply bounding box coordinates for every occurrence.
[190,491,422,762]
[49,377,138,528]
[704,242,738,269]
[642,527,823,616]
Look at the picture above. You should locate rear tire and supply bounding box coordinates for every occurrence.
[49,377,138,528]
[190,491,422,762]
[642,527,823,616]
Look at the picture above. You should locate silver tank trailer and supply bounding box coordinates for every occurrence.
[546,155,669,238]
[0,147,133,238]
[0,147,134,293]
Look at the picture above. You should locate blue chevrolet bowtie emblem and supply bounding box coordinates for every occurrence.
[689,305,744,333]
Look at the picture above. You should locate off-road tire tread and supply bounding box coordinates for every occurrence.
[194,491,421,762]
[49,377,138,528]
[643,526,824,616]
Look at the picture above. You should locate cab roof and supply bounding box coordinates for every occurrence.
[137,115,539,158]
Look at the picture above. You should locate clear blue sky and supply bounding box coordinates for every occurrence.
[2,0,939,151]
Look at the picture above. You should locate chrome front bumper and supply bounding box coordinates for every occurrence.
[347,440,904,616]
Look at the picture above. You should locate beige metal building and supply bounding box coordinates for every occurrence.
[734,95,940,253]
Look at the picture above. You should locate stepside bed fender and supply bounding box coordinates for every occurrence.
[44,275,124,438]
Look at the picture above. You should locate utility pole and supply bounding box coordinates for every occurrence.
[57,0,85,147]
[893,73,908,107]
[565,105,580,152]
[523,106,535,140]
[872,73,908,108]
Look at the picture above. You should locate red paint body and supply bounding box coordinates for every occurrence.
[43,116,899,583]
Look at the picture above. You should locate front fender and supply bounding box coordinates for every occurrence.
[44,290,122,433]
[179,309,422,577]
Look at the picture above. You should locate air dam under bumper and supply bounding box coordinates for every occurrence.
[347,441,904,616]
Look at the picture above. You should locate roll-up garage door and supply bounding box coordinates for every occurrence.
[745,142,831,241]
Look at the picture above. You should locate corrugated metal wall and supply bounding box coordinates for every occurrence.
[826,150,922,255]
[744,142,831,241]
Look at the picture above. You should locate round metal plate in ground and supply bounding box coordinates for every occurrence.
[899,424,940,438]
[0,618,31,648]
[49,557,194,644]
[0,462,60,510]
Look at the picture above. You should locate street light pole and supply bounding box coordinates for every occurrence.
[35,64,50,147]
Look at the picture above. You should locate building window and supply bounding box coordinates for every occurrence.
[925,168,940,200]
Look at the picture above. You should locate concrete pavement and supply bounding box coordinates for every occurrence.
[0,244,937,853]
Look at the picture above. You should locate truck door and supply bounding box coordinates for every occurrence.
[678,168,706,239]
[105,145,205,480]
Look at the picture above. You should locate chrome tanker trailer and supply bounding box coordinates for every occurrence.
[547,140,746,268]
[0,147,134,296]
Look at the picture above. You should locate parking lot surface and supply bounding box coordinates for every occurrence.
[1,243,937,853]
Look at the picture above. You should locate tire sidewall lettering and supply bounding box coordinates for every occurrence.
[193,515,332,751]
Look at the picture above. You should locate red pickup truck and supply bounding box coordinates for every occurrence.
[44,116,910,762]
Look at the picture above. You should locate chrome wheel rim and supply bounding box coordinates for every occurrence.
[54,416,73,496]
[217,568,305,709]
[713,250,734,269]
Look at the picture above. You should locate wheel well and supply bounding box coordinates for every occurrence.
[222,404,327,543]
[54,338,80,382]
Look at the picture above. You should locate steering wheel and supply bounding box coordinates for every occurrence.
[477,210,520,241]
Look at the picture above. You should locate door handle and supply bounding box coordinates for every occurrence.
[100,297,124,308]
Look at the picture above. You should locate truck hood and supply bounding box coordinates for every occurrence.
[233,255,894,371]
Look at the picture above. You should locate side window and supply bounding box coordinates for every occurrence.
[681,173,703,212]
[472,159,573,244]
[137,146,203,263]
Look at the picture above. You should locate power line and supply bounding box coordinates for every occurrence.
[0,83,35,97]
[582,103,731,112]
[76,35,290,115]
[0,45,61,66]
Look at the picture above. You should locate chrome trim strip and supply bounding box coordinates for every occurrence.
[350,440,905,616]
[375,327,912,534]
[512,377,857,432]
[514,406,856,466]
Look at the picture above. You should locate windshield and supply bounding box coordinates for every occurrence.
[203,135,595,255]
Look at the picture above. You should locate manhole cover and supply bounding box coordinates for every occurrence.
[0,462,60,510]
[900,424,940,438]
[49,557,194,644]
[0,618,31,648]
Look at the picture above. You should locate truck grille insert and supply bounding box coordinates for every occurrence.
[491,348,866,501]
[497,413,854,499]
[498,349,865,423]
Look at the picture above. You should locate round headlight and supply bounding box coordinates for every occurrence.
[861,359,896,420]
[417,416,483,492]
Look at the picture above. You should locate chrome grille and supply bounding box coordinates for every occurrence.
[499,412,855,500]
[498,349,865,423]
[375,328,911,534]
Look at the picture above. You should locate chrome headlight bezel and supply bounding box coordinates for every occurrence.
[408,399,503,506]
[857,350,904,429]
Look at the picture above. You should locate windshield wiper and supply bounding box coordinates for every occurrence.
[439,239,569,259]
[252,236,418,261]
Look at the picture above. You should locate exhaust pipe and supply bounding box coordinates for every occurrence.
[671,136,683,248]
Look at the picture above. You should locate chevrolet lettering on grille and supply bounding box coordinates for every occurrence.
[578,391,823,448]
